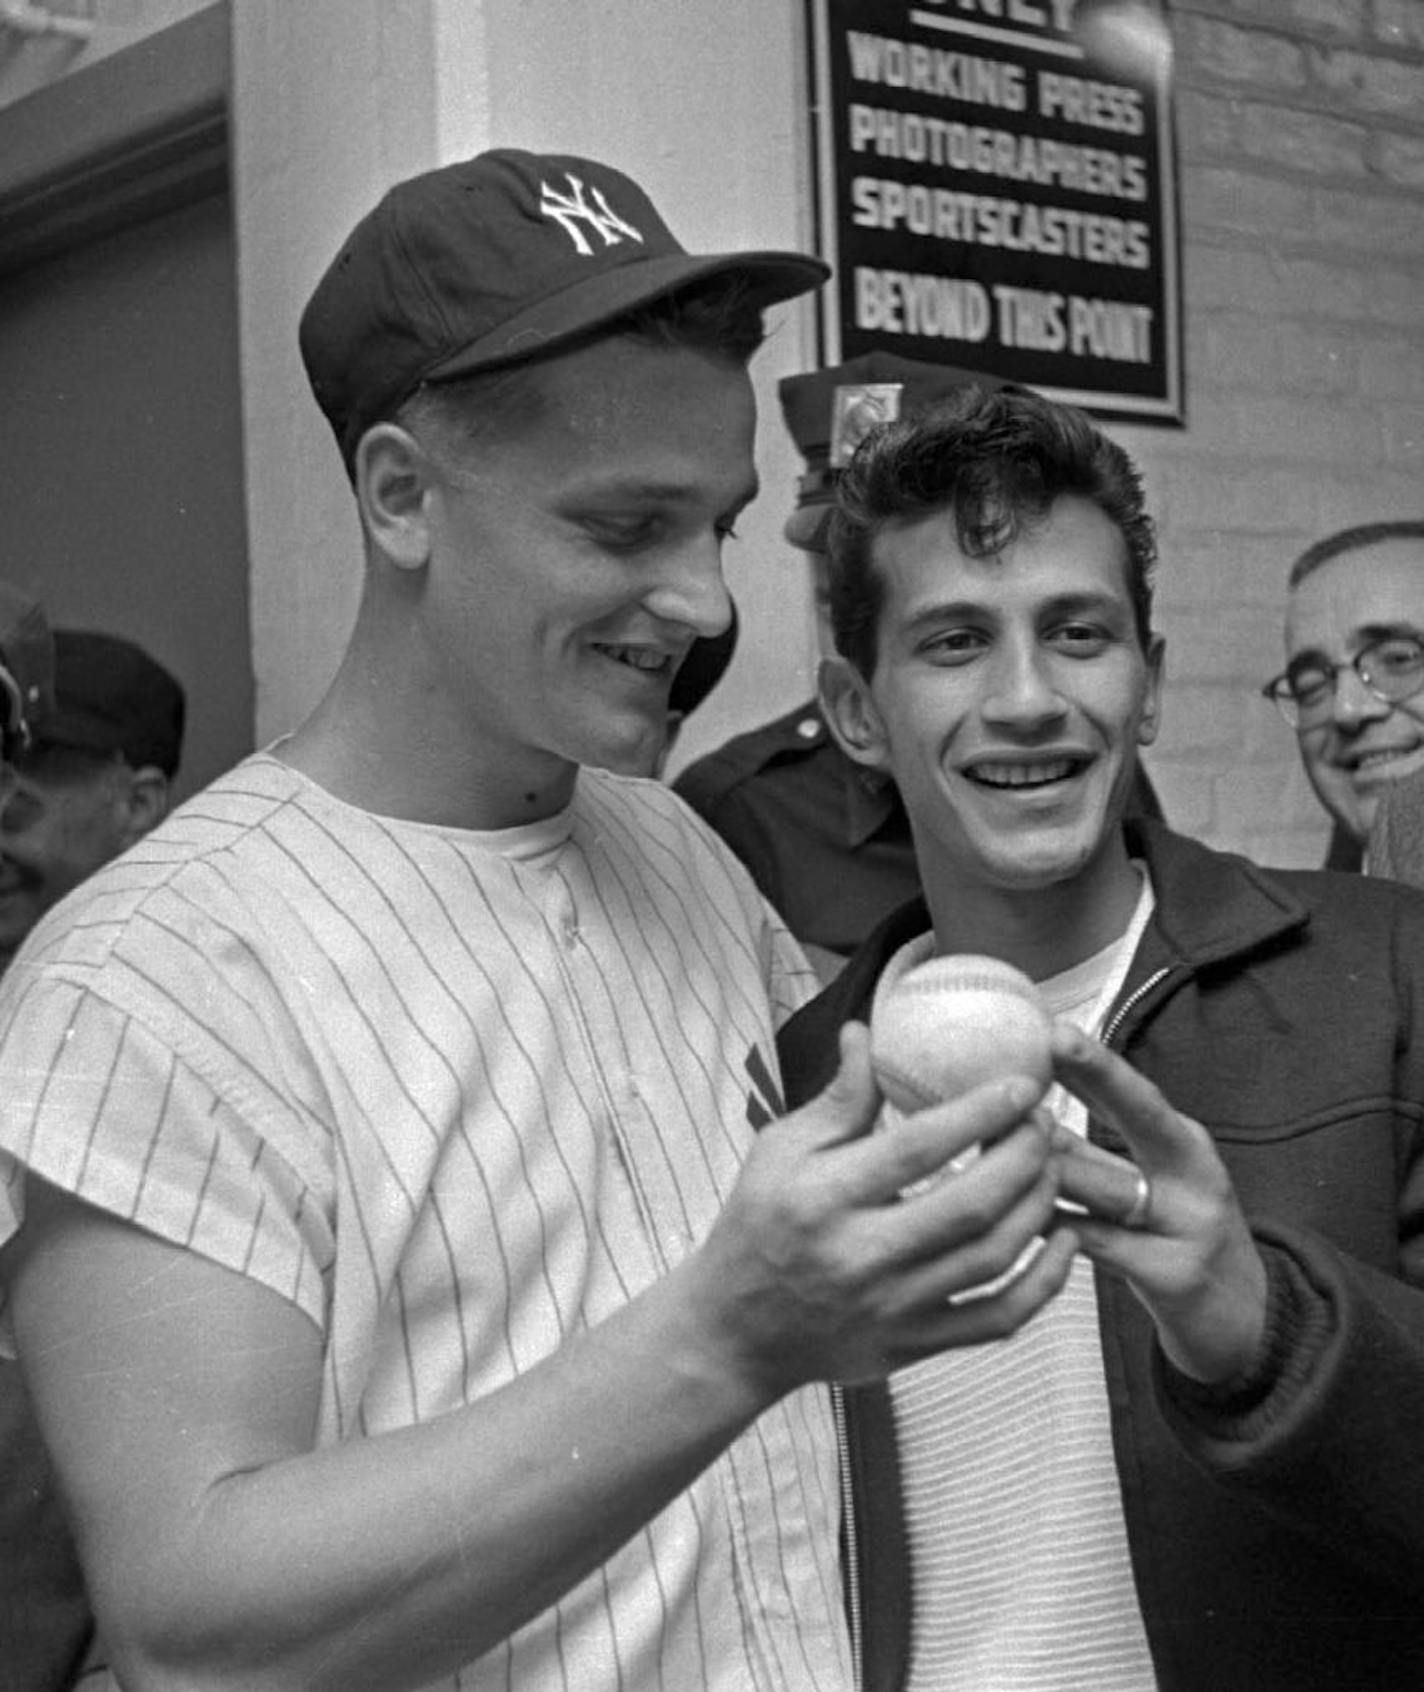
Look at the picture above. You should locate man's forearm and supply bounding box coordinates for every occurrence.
[14,1195,773,1692]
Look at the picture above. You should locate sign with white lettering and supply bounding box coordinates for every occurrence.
[806,0,1182,422]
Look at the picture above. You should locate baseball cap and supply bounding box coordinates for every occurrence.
[300,148,831,463]
[779,352,1006,552]
[0,582,55,760]
[34,631,186,779]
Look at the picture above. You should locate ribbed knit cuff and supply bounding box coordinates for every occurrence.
[1159,1241,1316,1429]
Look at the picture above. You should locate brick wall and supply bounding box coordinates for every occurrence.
[1111,0,1424,867]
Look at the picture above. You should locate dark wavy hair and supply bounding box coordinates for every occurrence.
[827,384,1157,677]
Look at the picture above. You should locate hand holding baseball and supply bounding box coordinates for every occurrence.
[684,1023,1075,1398]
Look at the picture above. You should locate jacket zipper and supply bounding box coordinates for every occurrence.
[1100,966,1170,1048]
[831,1381,864,1689]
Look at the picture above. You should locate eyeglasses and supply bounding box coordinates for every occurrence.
[1261,633,1424,728]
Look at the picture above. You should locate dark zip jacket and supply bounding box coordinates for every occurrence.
[777,821,1424,1692]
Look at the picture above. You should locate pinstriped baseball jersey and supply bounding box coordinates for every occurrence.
[0,753,852,1692]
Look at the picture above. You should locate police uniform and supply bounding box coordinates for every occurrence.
[674,699,919,965]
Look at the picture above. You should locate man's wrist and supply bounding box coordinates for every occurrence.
[1160,1240,1297,1419]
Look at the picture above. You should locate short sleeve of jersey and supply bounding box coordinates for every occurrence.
[0,977,334,1335]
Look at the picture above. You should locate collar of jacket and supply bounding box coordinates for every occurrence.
[778,821,1312,1098]
[1123,819,1309,976]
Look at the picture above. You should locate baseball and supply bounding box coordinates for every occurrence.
[869,952,1053,1113]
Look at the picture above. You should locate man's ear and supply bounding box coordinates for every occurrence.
[354,423,438,572]
[1137,633,1167,748]
[117,766,171,846]
[818,655,891,771]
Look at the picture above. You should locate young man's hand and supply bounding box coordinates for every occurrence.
[681,1021,1078,1402]
[1048,1022,1269,1384]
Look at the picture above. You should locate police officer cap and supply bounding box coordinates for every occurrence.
[778,352,1004,552]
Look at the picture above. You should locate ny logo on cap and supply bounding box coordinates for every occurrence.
[539,174,645,257]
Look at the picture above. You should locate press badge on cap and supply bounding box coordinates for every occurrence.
[830,382,905,468]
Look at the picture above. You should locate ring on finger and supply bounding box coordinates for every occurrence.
[1121,1170,1153,1230]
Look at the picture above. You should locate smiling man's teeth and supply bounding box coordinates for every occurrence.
[971,758,1078,788]
[601,644,668,672]
[1355,749,1411,770]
